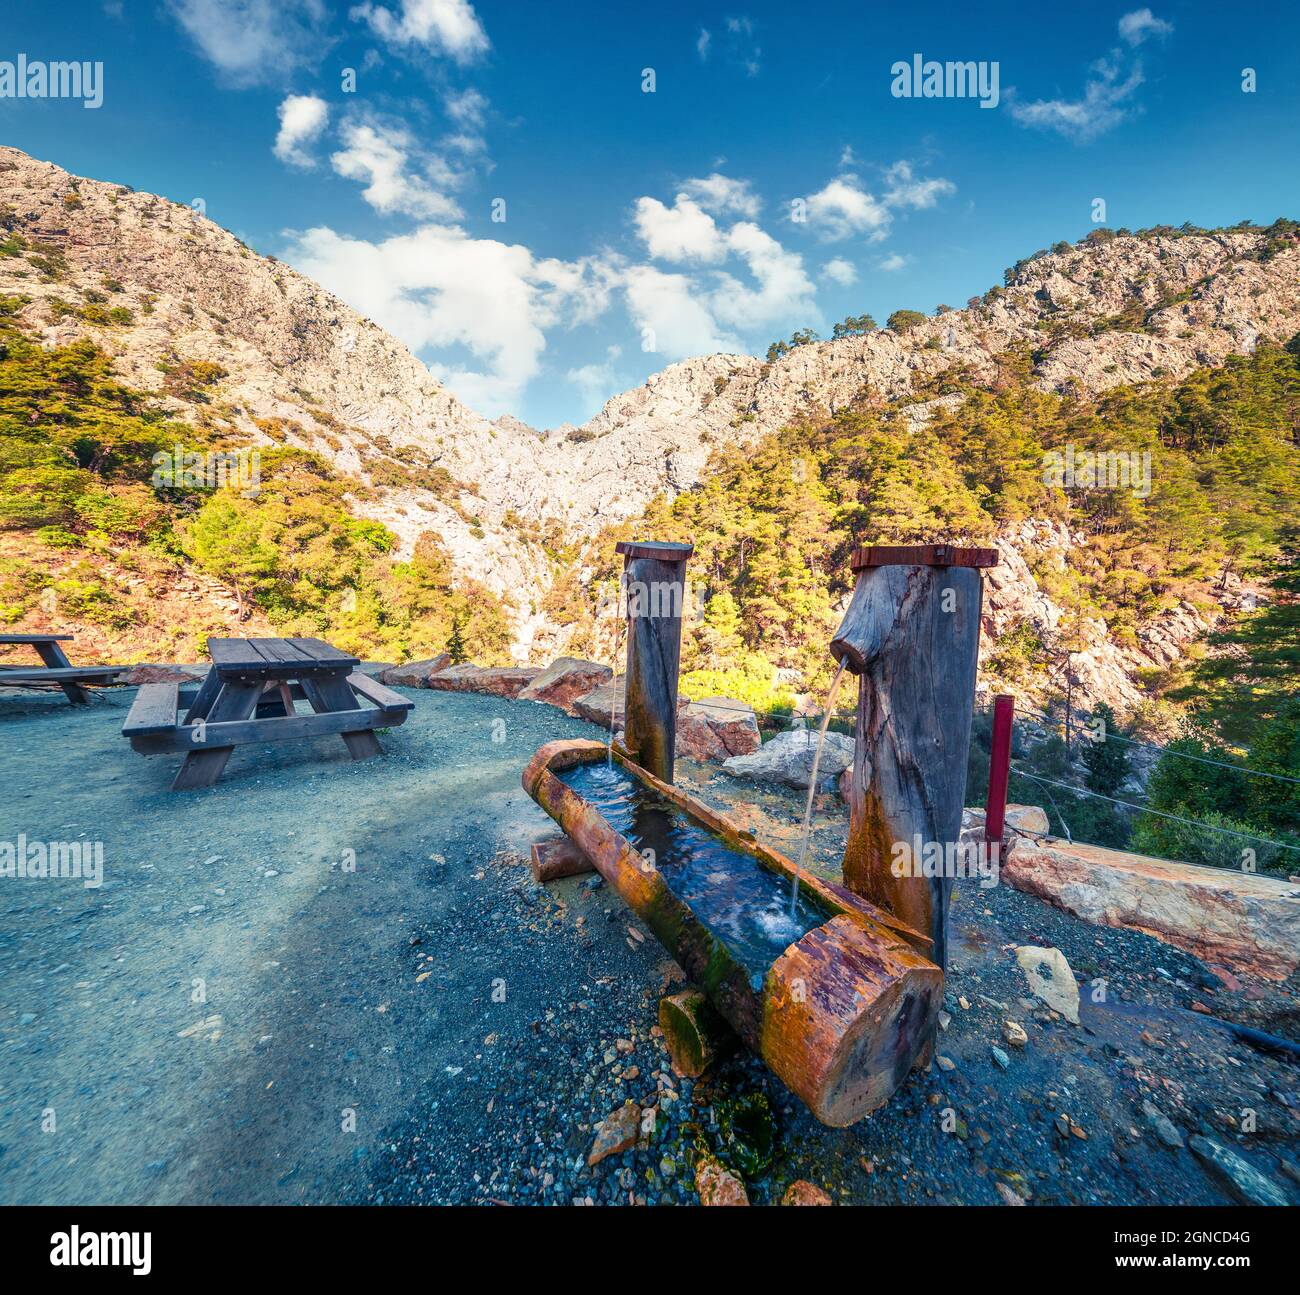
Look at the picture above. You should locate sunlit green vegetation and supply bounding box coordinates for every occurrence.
[0,310,512,664]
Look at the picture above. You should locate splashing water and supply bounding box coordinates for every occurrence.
[789,659,849,918]
[608,620,622,766]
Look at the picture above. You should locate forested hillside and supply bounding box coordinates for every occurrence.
[0,303,513,665]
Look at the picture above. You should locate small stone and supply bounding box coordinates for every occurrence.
[782,1180,832,1206]
[958,996,971,1010]
[937,1010,951,1031]
[1003,1020,1028,1047]
[936,1054,956,1072]
[695,1156,748,1206]
[1014,946,1080,1024]
[587,1103,641,1166]
[991,1046,1011,1070]
[1141,1100,1185,1149]
[995,1182,1025,1206]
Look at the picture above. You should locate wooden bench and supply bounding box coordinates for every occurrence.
[123,637,414,789]
[0,634,126,703]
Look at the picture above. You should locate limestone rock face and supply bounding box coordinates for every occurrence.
[378,654,451,687]
[517,657,612,714]
[675,696,761,762]
[1004,839,1300,980]
[426,664,541,699]
[721,728,854,789]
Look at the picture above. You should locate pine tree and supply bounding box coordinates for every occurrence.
[446,611,468,664]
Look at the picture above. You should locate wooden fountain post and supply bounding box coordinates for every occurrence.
[830,544,999,988]
[615,540,693,784]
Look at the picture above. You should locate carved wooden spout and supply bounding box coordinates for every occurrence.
[830,545,998,982]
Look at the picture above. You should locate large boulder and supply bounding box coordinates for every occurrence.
[518,657,612,714]
[1004,838,1300,980]
[1188,1137,1289,1206]
[121,664,207,685]
[962,804,1051,838]
[676,697,761,762]
[379,653,450,687]
[426,663,541,699]
[721,728,854,790]
[573,676,626,730]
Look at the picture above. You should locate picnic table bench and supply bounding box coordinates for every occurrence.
[122,636,413,790]
[0,634,127,703]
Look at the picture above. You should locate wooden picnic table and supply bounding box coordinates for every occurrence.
[0,633,126,703]
[122,636,412,790]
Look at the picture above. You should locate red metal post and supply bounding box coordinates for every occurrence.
[985,694,1014,845]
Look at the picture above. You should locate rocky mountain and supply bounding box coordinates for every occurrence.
[3,145,1298,702]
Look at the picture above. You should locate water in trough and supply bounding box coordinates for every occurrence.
[558,761,825,982]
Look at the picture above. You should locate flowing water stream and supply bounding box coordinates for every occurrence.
[788,659,849,917]
[558,761,825,982]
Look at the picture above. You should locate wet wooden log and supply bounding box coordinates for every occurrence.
[522,739,943,1126]
[616,540,692,784]
[530,835,595,882]
[659,988,736,1077]
[830,547,996,982]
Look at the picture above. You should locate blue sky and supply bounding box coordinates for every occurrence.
[3,1,1299,428]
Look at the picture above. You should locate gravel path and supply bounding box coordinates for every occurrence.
[1,687,1295,1206]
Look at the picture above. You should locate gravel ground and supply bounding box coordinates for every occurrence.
[1,686,1296,1206]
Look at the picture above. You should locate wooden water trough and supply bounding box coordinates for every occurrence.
[522,538,996,1125]
[523,739,942,1126]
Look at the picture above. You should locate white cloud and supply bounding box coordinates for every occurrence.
[623,265,738,360]
[633,195,728,263]
[803,161,956,242]
[698,14,760,76]
[681,173,760,218]
[350,0,489,63]
[626,184,817,359]
[273,94,329,168]
[1118,8,1173,46]
[168,0,330,85]
[821,257,857,286]
[709,222,815,330]
[444,86,487,127]
[1009,12,1169,142]
[1008,54,1145,142]
[876,253,908,272]
[804,175,891,242]
[567,346,623,415]
[286,224,612,415]
[883,160,956,210]
[331,117,462,219]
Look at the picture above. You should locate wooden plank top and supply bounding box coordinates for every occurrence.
[616,540,694,563]
[0,666,125,680]
[206,637,359,674]
[850,543,999,572]
[0,634,74,644]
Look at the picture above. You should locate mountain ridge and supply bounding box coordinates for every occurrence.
[2,144,1298,703]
